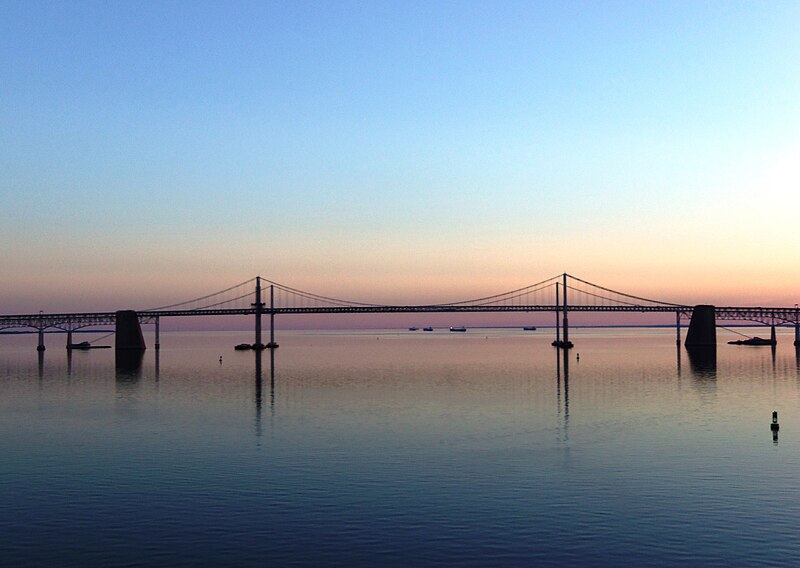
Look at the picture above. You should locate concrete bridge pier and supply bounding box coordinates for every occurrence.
[66,329,73,348]
[795,322,799,346]
[771,325,777,345]
[684,305,716,347]
[115,310,146,350]
[37,328,45,351]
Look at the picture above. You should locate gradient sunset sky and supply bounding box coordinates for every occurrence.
[2,1,799,317]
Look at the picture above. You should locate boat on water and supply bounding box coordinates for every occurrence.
[728,337,775,346]
[423,327,434,332]
[408,327,419,331]
[450,326,467,332]
[234,342,278,350]
[523,326,537,331]
[67,341,110,350]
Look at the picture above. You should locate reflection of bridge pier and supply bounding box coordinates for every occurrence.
[254,349,276,439]
[686,346,716,378]
[556,345,569,442]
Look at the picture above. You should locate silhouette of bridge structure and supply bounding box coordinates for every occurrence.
[2,273,799,351]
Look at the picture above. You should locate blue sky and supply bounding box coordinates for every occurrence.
[1,1,799,313]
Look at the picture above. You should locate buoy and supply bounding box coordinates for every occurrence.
[219,355,223,365]
[577,353,580,361]
[771,411,780,431]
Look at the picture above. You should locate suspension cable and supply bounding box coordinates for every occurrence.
[440,275,561,306]
[145,277,257,311]
[264,280,381,307]
[566,274,684,307]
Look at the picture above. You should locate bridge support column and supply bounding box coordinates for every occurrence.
[555,282,561,344]
[37,328,45,352]
[562,273,569,346]
[684,305,716,347]
[795,306,799,346]
[771,325,777,345]
[66,329,73,349]
[155,316,160,349]
[115,310,146,350]
[676,311,681,344]
[253,277,264,349]
[267,284,278,349]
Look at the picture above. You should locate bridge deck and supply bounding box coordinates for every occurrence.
[2,304,799,331]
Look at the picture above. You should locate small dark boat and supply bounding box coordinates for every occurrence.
[450,326,467,332]
[423,327,434,332]
[728,337,775,346]
[234,343,252,350]
[408,327,419,331]
[523,326,537,331]
[551,340,574,348]
[67,341,111,350]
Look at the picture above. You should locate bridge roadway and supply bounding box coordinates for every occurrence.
[3,304,800,330]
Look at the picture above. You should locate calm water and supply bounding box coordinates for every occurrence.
[2,328,800,566]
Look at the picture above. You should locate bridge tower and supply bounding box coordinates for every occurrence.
[551,275,573,348]
[555,282,561,344]
[266,284,278,349]
[253,277,264,349]
[562,273,569,346]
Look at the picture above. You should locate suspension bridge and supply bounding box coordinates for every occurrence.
[1,273,799,351]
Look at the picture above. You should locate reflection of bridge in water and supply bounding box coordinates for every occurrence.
[2,273,800,352]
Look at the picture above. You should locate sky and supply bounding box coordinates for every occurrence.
[2,1,799,323]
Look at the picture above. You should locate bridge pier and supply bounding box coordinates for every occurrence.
[37,328,45,351]
[155,316,160,349]
[66,329,73,349]
[771,325,777,345]
[563,273,570,346]
[267,284,278,349]
[795,322,799,347]
[685,305,716,347]
[555,282,561,344]
[115,310,146,350]
[253,277,264,349]
[676,311,681,344]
